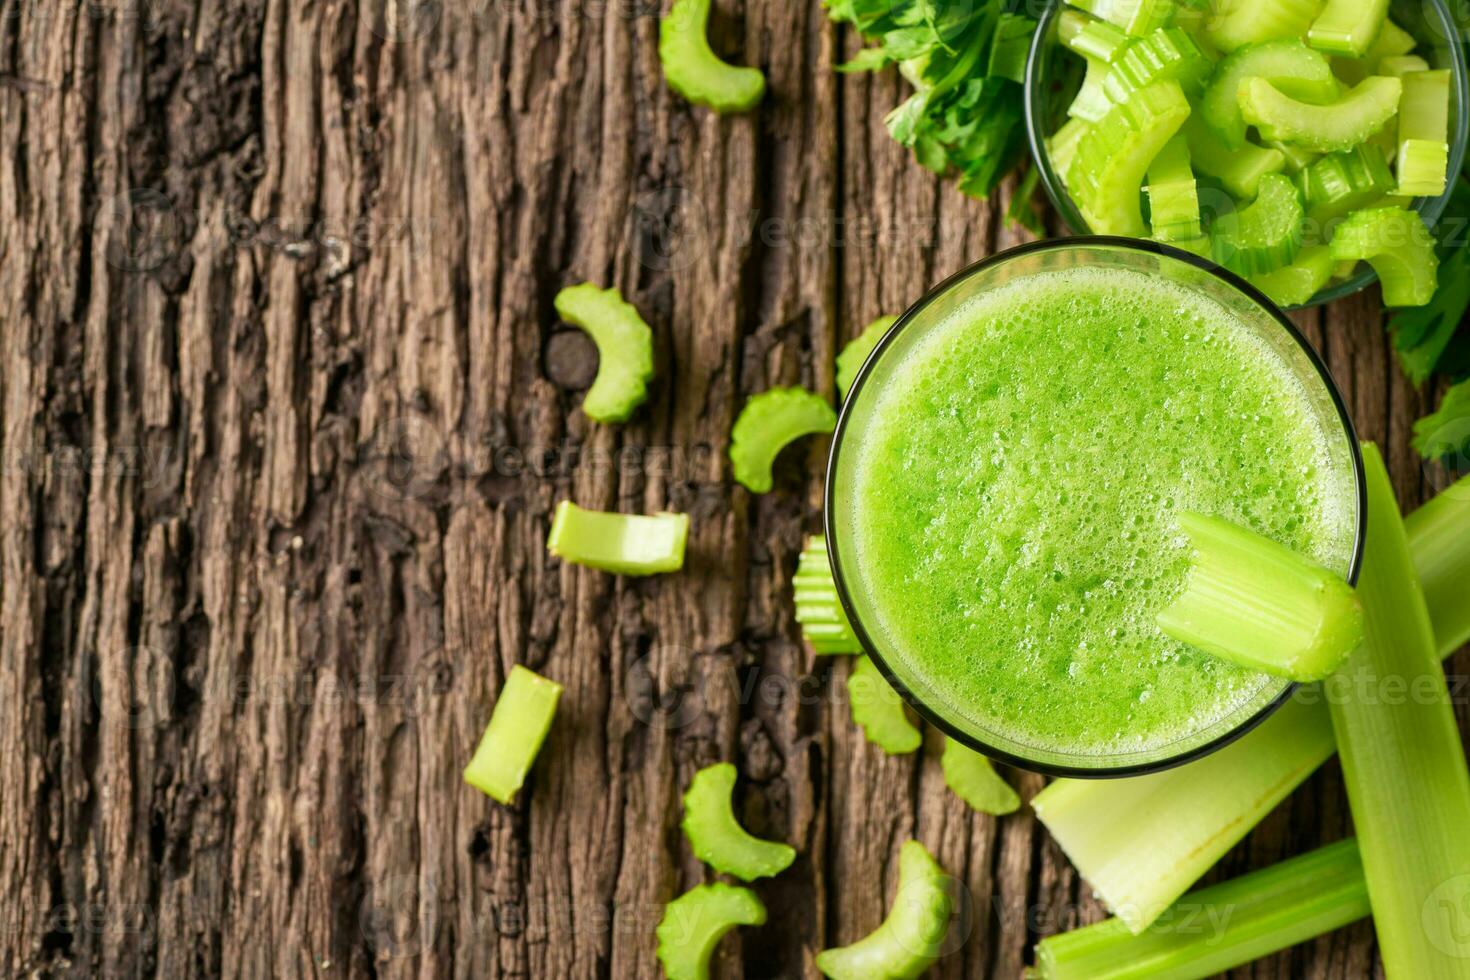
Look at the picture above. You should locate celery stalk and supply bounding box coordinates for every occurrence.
[1330,444,1470,978]
[1035,474,1470,934]
[1032,839,1370,980]
[1157,512,1363,681]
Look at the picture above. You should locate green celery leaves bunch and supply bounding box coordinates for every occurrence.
[827,0,1038,209]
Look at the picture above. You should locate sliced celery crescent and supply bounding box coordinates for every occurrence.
[546,501,689,575]
[848,655,922,755]
[553,283,656,423]
[816,841,956,979]
[1239,75,1401,153]
[793,535,861,654]
[681,763,796,881]
[1068,81,1192,235]
[659,0,765,113]
[1034,473,1470,935]
[1032,839,1371,980]
[464,665,562,804]
[729,387,837,494]
[656,883,767,980]
[941,739,1021,815]
[1209,174,1304,277]
[1158,512,1363,682]
[1328,206,1438,307]
[1328,444,1470,978]
[1199,39,1337,150]
[836,316,897,401]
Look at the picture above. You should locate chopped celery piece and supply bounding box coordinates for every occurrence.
[1069,81,1192,235]
[816,841,955,979]
[989,12,1039,84]
[1239,75,1401,152]
[553,284,656,423]
[1165,233,1212,257]
[1405,471,1470,655]
[1184,117,1285,200]
[681,763,796,881]
[1210,173,1304,276]
[1061,10,1132,62]
[1308,0,1388,57]
[728,387,836,494]
[1379,54,1430,78]
[1032,839,1370,980]
[1250,244,1335,306]
[463,665,562,805]
[836,316,896,400]
[546,501,689,575]
[1048,117,1091,179]
[1297,143,1394,222]
[656,883,766,980]
[1035,477,1470,935]
[1329,206,1438,306]
[659,0,765,113]
[1199,40,1337,150]
[1371,17,1417,58]
[1103,28,1211,102]
[793,535,861,655]
[1146,135,1200,239]
[1333,258,1359,279]
[1070,61,1116,122]
[941,739,1020,815]
[1066,0,1177,36]
[1157,512,1363,681]
[1204,0,1323,53]
[1329,444,1470,978]
[1396,139,1449,196]
[1267,139,1321,174]
[848,655,922,755]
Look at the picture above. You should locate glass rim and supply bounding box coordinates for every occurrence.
[1021,0,1470,310]
[823,237,1368,779]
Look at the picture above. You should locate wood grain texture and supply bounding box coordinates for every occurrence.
[0,0,1462,977]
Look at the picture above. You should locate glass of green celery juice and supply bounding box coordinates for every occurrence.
[826,240,1366,777]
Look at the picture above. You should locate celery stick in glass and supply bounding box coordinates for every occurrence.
[464,665,563,804]
[1068,82,1192,235]
[1250,244,1335,307]
[659,0,765,113]
[848,655,922,755]
[1204,0,1323,53]
[1209,174,1304,277]
[1146,135,1201,240]
[1308,0,1387,57]
[1199,39,1337,150]
[1035,475,1470,935]
[816,841,956,979]
[941,739,1021,815]
[836,316,897,401]
[554,284,657,423]
[729,387,836,494]
[1239,75,1401,152]
[1157,512,1363,681]
[1329,443,1470,977]
[1184,118,1286,200]
[1329,206,1438,306]
[793,535,861,655]
[656,883,766,980]
[1103,27,1212,103]
[681,763,796,881]
[1032,839,1369,980]
[546,501,689,576]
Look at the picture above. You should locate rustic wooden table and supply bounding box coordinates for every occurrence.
[0,1,1461,977]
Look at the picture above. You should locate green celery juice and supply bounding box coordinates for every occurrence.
[843,267,1357,759]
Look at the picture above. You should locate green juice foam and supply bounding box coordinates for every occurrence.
[845,267,1356,758]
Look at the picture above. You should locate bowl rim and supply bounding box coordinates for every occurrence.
[823,236,1368,778]
[1022,0,1470,309]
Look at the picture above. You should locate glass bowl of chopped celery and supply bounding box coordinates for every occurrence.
[1023,0,1469,309]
